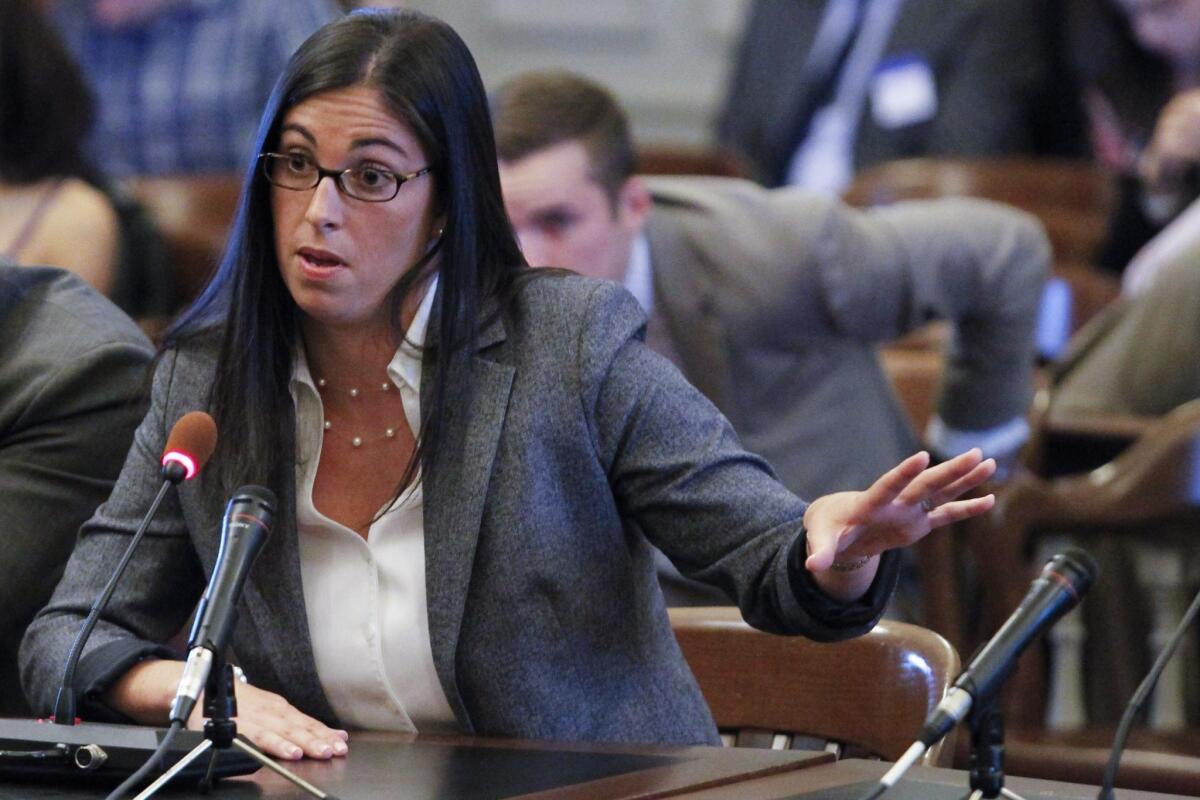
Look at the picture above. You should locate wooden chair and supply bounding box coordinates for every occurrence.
[669,607,961,766]
[125,174,244,316]
[843,157,1121,333]
[636,144,749,179]
[969,399,1200,734]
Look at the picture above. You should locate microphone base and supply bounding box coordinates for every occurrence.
[964,698,1030,800]
[0,718,259,786]
[134,727,332,800]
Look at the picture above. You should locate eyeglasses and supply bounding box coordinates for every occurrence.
[259,152,432,202]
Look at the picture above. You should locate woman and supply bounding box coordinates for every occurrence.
[21,9,994,761]
[0,0,172,318]
[0,0,118,294]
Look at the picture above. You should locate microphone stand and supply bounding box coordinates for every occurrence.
[960,696,1027,800]
[130,651,336,800]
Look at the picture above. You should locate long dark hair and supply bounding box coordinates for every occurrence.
[0,0,97,184]
[168,9,527,505]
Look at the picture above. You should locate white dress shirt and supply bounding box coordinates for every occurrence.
[289,277,457,732]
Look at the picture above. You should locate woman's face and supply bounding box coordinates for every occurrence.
[271,84,439,334]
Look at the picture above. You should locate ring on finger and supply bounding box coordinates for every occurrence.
[920,497,936,514]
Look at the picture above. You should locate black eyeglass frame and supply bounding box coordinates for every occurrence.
[258,152,432,203]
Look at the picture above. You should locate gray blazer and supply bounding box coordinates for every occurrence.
[0,266,152,716]
[646,177,1049,498]
[22,275,897,745]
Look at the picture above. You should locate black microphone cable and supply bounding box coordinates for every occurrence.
[1097,580,1200,799]
[103,720,184,800]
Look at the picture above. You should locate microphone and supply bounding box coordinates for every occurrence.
[52,412,218,725]
[169,486,276,724]
[0,411,255,787]
[864,549,1099,799]
[918,548,1098,747]
[159,411,218,483]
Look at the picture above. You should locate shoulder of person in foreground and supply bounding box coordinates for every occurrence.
[0,265,154,715]
[0,264,151,371]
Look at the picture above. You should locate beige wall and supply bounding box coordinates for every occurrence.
[404,0,751,147]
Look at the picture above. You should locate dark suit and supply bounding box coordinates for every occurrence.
[21,276,899,744]
[0,266,152,715]
[718,0,1052,187]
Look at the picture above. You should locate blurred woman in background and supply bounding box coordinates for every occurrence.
[0,0,171,318]
[0,0,119,294]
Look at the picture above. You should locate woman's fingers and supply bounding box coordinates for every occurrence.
[804,449,998,571]
[926,494,995,528]
[227,684,349,760]
[853,451,930,518]
[917,457,997,510]
[896,449,990,508]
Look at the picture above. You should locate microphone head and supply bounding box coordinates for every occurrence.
[228,485,278,522]
[1042,547,1100,604]
[160,411,218,483]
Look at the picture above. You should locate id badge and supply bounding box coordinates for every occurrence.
[870,54,938,129]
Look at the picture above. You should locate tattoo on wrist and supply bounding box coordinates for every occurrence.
[829,555,872,572]
[804,535,873,573]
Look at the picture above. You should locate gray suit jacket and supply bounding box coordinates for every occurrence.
[1051,244,1200,418]
[0,266,152,716]
[717,0,1047,186]
[645,177,1049,497]
[22,276,897,745]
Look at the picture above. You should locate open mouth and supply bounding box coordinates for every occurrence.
[298,248,347,273]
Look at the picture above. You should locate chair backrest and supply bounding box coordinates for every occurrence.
[636,144,749,179]
[668,607,961,766]
[999,398,1200,542]
[125,174,243,313]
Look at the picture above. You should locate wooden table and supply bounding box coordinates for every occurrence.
[684,758,1197,799]
[0,738,1193,799]
[0,733,828,799]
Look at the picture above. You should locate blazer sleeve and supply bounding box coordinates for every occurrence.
[802,195,1050,430]
[575,281,899,640]
[19,349,207,720]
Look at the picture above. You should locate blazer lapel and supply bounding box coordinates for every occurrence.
[645,210,735,413]
[422,312,514,732]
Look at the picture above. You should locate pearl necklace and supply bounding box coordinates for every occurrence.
[316,377,402,448]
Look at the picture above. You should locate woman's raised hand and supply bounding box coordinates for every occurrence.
[801,449,995,599]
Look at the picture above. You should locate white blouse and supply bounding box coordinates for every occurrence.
[288,278,457,732]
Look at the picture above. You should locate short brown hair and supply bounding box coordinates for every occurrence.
[491,70,635,206]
